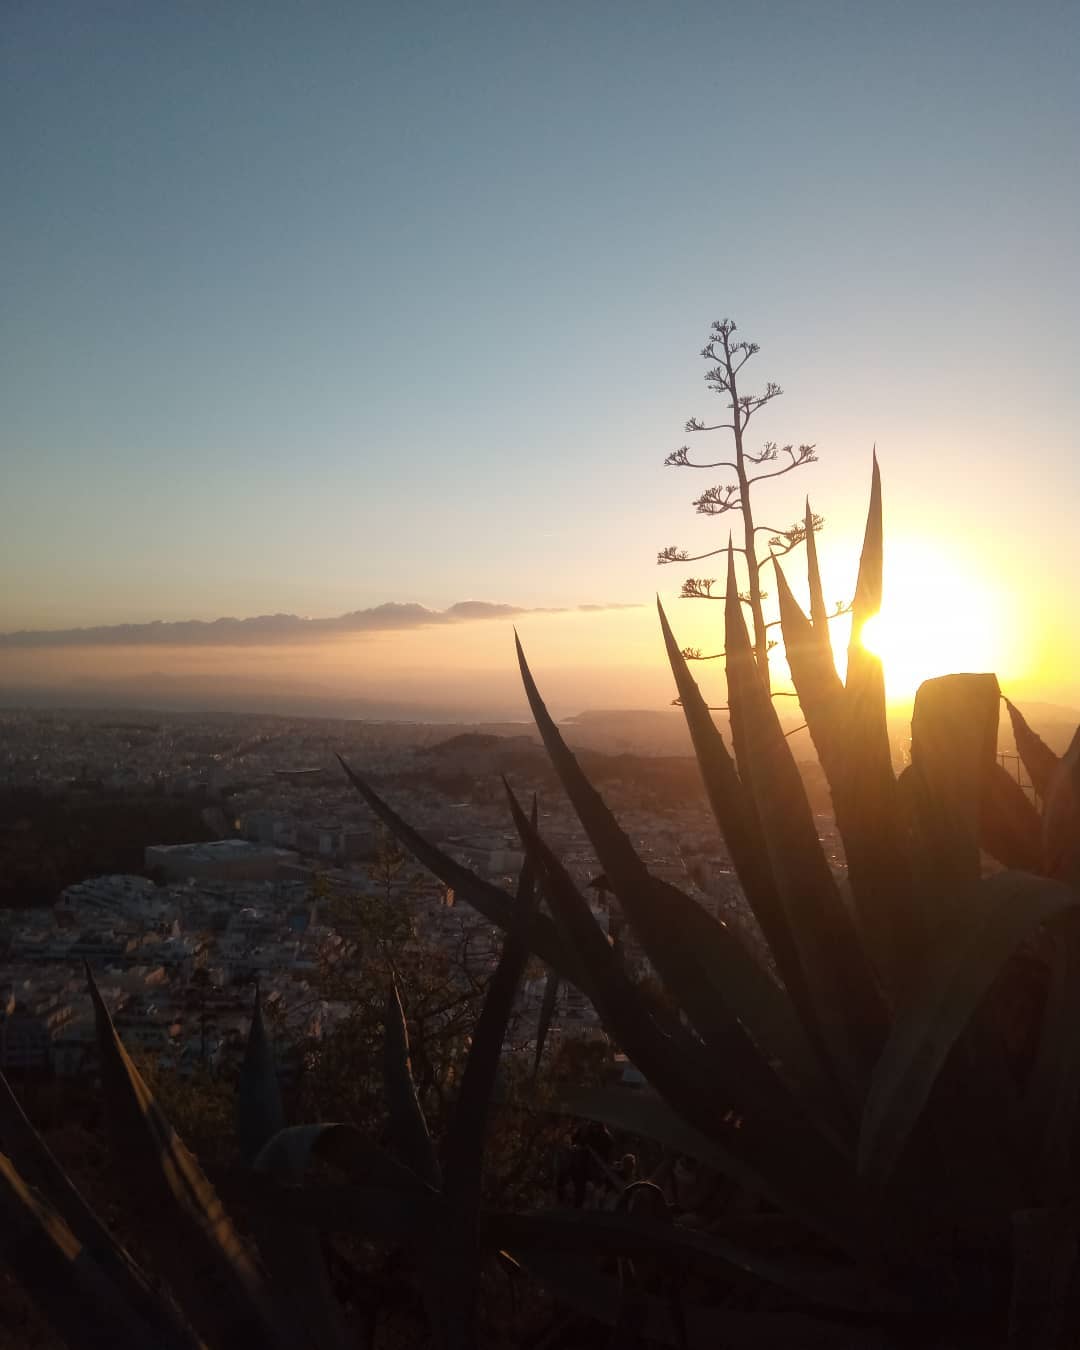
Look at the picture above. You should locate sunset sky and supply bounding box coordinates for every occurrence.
[3,2,1078,715]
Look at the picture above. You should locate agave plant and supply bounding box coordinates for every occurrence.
[4,456,1079,1347]
[336,455,1080,1347]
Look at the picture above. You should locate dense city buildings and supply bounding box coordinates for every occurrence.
[0,706,843,1085]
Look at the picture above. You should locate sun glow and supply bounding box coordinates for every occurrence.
[851,543,1004,703]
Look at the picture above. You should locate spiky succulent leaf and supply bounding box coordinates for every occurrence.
[515,634,834,1141]
[772,550,913,995]
[803,497,832,638]
[86,966,288,1350]
[506,790,868,1253]
[656,598,805,994]
[0,1150,165,1350]
[981,761,1044,872]
[1021,917,1080,1200]
[338,754,584,986]
[444,841,537,1211]
[384,976,441,1189]
[532,971,560,1080]
[252,1123,415,1350]
[907,673,1001,911]
[489,1208,904,1315]
[1008,1208,1078,1348]
[518,1249,889,1349]
[1004,698,1061,800]
[236,985,286,1165]
[859,872,1080,1184]
[220,1172,438,1239]
[1043,727,1080,885]
[825,459,916,994]
[724,548,886,1104]
[0,1070,197,1348]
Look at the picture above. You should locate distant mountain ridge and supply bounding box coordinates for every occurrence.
[0,599,639,648]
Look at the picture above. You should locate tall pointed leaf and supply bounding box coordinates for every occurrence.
[908,673,1001,911]
[505,787,868,1253]
[444,840,537,1208]
[489,1208,903,1315]
[772,554,844,755]
[236,986,286,1165]
[1004,698,1061,801]
[774,548,913,995]
[338,754,584,986]
[803,497,831,638]
[518,1249,892,1349]
[1043,727,1080,885]
[1009,1208,1077,1349]
[253,1124,411,1350]
[724,548,886,1101]
[87,966,288,1350]
[515,633,834,1140]
[981,761,1043,873]
[827,456,916,994]
[657,599,800,987]
[859,871,1080,1184]
[0,1150,165,1350]
[384,976,441,1189]
[532,971,560,1081]
[658,598,840,1135]
[0,1070,197,1348]
[1021,916,1080,1200]
[239,1012,352,1350]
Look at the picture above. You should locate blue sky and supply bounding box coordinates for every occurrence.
[2,0,1078,702]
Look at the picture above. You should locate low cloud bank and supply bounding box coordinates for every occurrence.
[0,600,641,648]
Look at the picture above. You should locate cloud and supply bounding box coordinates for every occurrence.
[0,600,642,648]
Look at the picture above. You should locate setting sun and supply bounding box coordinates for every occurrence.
[850,541,1005,703]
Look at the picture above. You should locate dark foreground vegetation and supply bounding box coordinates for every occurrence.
[3,453,1080,1347]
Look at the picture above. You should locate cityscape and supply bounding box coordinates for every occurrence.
[0,706,799,1092]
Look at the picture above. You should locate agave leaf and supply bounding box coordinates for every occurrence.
[830,456,920,993]
[489,1208,903,1315]
[1008,1208,1077,1349]
[255,1123,428,1188]
[507,796,869,1253]
[86,965,289,1350]
[519,1249,890,1349]
[1021,916,1080,1200]
[0,1070,198,1348]
[533,971,560,1080]
[1043,727,1080,885]
[221,1173,438,1239]
[859,871,1080,1184]
[908,673,1002,907]
[724,548,886,1101]
[658,601,843,1140]
[425,842,538,1350]
[0,1150,166,1350]
[444,842,537,1209]
[515,635,835,1142]
[773,551,913,997]
[236,985,286,1165]
[502,785,719,1130]
[384,976,442,1189]
[656,599,806,998]
[252,1124,413,1350]
[981,761,1044,873]
[771,554,844,756]
[1004,698,1061,801]
[803,498,831,638]
[337,754,584,987]
[847,449,883,648]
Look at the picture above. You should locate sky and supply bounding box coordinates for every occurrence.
[3,1,1078,715]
